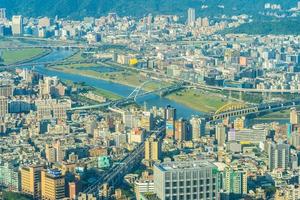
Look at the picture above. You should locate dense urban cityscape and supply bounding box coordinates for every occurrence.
[0,1,299,200]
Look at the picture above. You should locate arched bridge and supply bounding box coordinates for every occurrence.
[71,80,184,110]
[212,102,258,121]
[211,99,300,121]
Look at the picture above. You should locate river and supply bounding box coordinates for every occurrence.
[29,50,204,119]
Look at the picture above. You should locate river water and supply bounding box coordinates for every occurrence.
[29,50,203,119]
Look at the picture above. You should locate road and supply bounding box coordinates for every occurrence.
[82,125,165,195]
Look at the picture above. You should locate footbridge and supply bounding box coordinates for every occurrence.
[71,80,184,111]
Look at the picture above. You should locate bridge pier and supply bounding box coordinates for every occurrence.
[239,91,243,101]
[229,90,232,99]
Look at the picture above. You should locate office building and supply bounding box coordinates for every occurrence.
[230,128,268,143]
[134,173,154,200]
[187,8,196,26]
[222,167,247,198]
[36,99,71,120]
[141,111,154,131]
[45,140,64,163]
[12,15,23,36]
[190,117,206,140]
[0,96,8,116]
[46,144,57,163]
[268,141,290,171]
[0,162,20,191]
[165,105,176,138]
[234,117,245,130]
[69,182,77,200]
[41,169,65,200]
[145,137,162,166]
[174,118,190,141]
[216,123,226,146]
[0,85,13,97]
[290,132,300,149]
[21,165,44,198]
[290,107,300,125]
[154,160,219,200]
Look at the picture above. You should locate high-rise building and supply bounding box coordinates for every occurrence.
[174,118,190,141]
[216,123,227,146]
[144,136,162,166]
[154,160,219,200]
[45,141,64,163]
[69,182,77,200]
[190,116,206,140]
[165,105,176,138]
[0,8,6,20]
[234,117,245,130]
[0,96,8,116]
[141,111,154,131]
[12,15,23,36]
[41,169,65,200]
[290,132,300,149]
[290,107,300,125]
[53,140,64,162]
[134,172,154,200]
[221,167,247,198]
[165,105,176,120]
[229,128,268,143]
[21,165,44,198]
[268,141,290,171]
[187,8,196,27]
[0,162,20,192]
[45,144,57,163]
[0,85,13,97]
[36,99,71,120]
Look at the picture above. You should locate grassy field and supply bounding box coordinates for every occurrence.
[92,88,122,100]
[257,109,290,120]
[50,63,230,113]
[167,89,229,113]
[50,64,167,91]
[64,51,87,62]
[1,48,46,64]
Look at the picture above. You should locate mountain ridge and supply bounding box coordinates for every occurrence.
[0,0,298,19]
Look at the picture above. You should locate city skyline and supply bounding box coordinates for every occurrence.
[0,1,299,200]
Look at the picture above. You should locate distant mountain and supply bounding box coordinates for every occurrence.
[0,0,298,19]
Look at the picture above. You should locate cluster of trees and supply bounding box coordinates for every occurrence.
[0,0,298,19]
[223,17,300,35]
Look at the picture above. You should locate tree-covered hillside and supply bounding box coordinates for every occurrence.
[0,0,298,19]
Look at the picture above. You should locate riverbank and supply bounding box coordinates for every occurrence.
[166,89,228,113]
[255,109,290,120]
[63,79,122,101]
[48,63,227,113]
[2,48,48,65]
[49,64,166,91]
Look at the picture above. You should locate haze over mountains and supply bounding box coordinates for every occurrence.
[0,0,298,19]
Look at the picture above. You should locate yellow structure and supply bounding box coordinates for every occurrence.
[144,137,161,166]
[129,58,138,66]
[21,165,44,198]
[41,169,65,200]
[240,141,251,145]
[215,102,248,115]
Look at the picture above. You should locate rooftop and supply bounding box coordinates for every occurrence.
[155,160,216,172]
